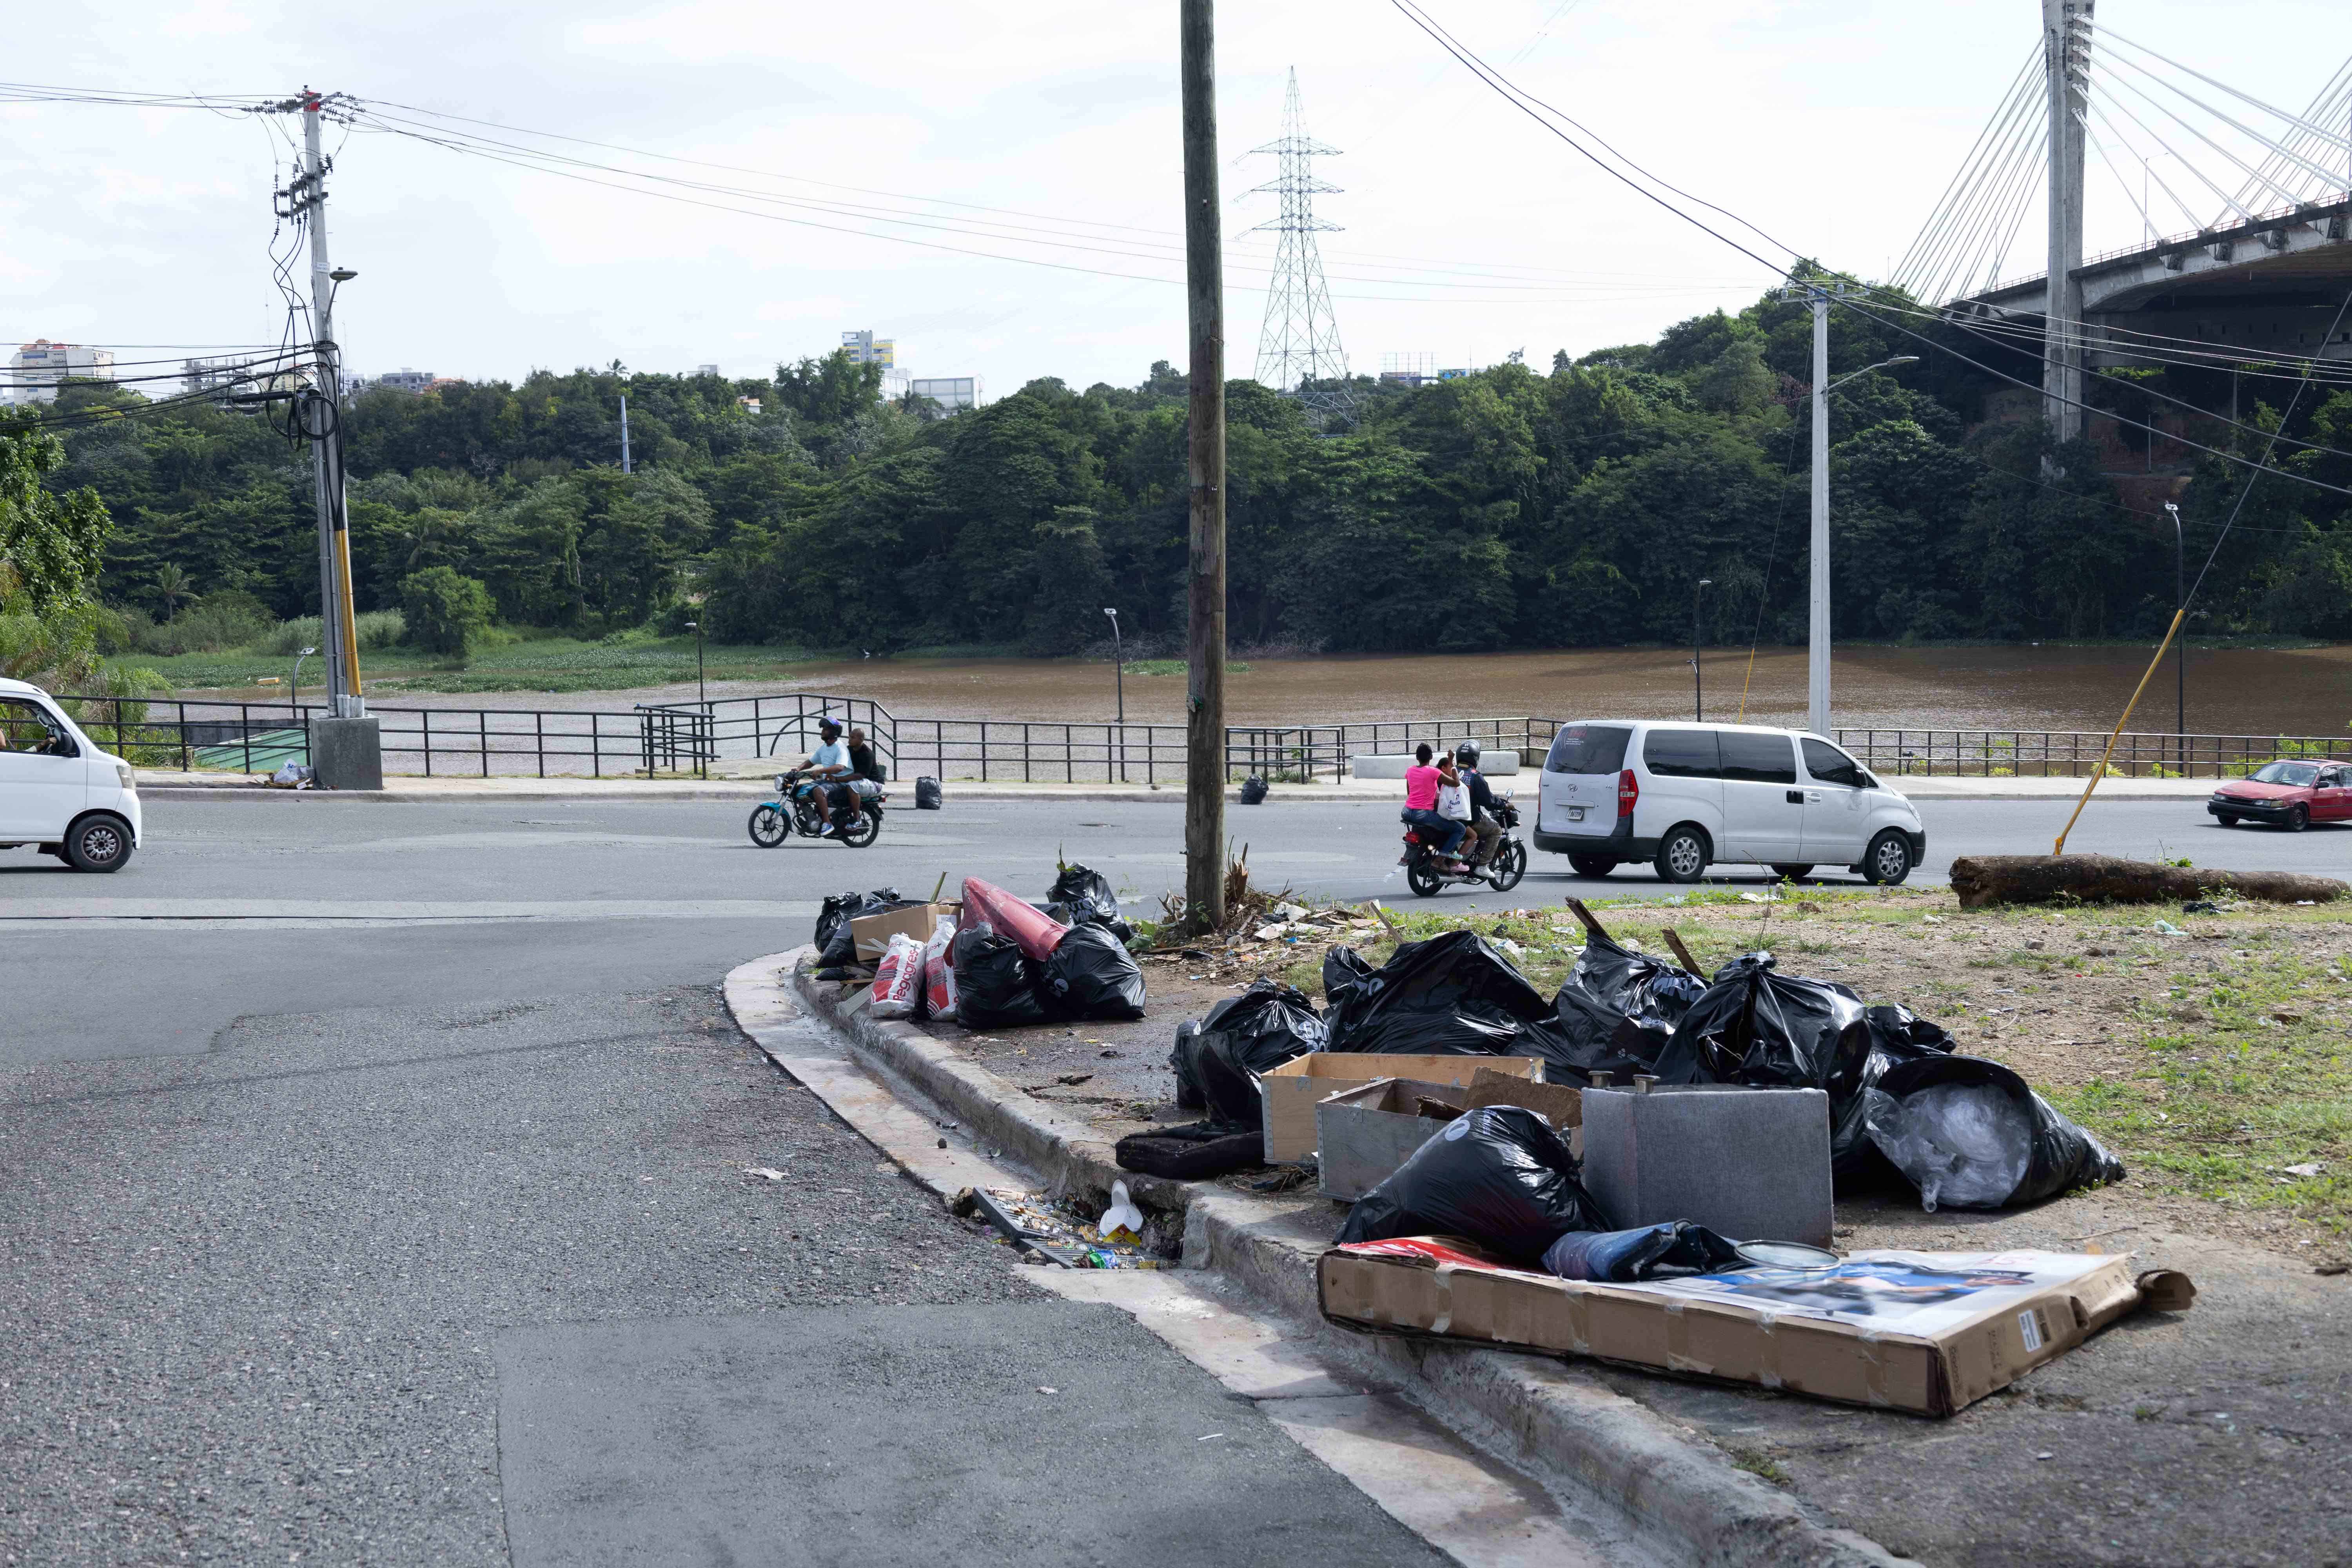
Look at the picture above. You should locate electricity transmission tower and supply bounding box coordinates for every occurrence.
[1249,69,1352,421]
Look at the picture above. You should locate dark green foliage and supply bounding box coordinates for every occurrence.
[28,310,2352,658]
[399,566,494,656]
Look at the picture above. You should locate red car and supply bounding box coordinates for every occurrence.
[2207,759,2352,831]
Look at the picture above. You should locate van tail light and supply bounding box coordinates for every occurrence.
[1617,768,1639,817]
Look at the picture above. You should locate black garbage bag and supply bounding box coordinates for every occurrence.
[815,887,907,967]
[1170,981,1326,1116]
[1044,864,1135,945]
[1040,923,1147,1022]
[1336,1106,1611,1267]
[915,777,943,810]
[1865,1055,2125,1211]
[1169,1027,1269,1129]
[1541,1220,1741,1282]
[952,927,1052,1029]
[1548,933,1708,1079]
[1650,951,1880,1177]
[1321,933,1579,1063]
[1116,1123,1263,1180]
[1240,775,1269,805]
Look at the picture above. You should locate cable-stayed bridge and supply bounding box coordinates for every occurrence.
[1893,1,2352,440]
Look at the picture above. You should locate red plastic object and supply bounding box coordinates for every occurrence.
[960,877,1069,962]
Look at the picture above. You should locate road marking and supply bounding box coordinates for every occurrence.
[0,898,820,926]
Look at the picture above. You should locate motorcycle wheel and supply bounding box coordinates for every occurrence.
[1486,838,1527,892]
[839,806,882,848]
[748,804,788,848]
[1406,857,1445,897]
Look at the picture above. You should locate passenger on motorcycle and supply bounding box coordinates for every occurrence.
[1455,742,1502,867]
[1401,743,1469,863]
[804,720,858,837]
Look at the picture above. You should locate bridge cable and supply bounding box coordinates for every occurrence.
[2098,46,2352,198]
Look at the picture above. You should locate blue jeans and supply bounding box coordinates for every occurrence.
[1403,808,1466,855]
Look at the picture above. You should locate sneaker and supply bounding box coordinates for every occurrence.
[818,822,837,837]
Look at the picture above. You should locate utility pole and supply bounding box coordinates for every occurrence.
[279,86,380,786]
[2042,0,2094,443]
[620,389,633,474]
[1691,579,1711,722]
[1181,0,1227,933]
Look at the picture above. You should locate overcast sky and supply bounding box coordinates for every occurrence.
[5,1,2345,394]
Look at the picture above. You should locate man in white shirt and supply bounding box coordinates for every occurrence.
[804,719,855,836]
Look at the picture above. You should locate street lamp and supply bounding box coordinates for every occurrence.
[2163,502,2185,767]
[290,645,317,714]
[1691,579,1712,721]
[683,620,704,708]
[1806,349,1921,735]
[1103,608,1123,723]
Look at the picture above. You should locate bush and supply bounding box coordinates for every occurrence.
[399,568,494,656]
[135,594,272,655]
[255,610,406,656]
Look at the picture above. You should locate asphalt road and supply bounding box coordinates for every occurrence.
[0,798,1476,1566]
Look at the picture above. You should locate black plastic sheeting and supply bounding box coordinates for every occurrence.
[814,887,907,967]
[1040,923,1148,1021]
[1323,934,1579,1065]
[1116,1123,1263,1180]
[1541,1220,1741,1282]
[1336,1106,1611,1267]
[1171,982,1326,1117]
[951,926,1052,1029]
[1044,863,1134,944]
[1648,952,1889,1178]
[1547,933,1709,1078]
[1865,1054,2126,1211]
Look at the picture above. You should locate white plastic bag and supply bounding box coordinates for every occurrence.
[1864,1082,2030,1212]
[1096,1179,1145,1244]
[869,932,924,1020]
[921,915,959,1022]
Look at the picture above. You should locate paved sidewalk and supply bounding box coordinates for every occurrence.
[135,769,2225,804]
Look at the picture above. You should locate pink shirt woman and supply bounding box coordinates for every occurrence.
[1404,762,1442,811]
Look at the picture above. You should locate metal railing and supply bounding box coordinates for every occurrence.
[1834,728,2344,780]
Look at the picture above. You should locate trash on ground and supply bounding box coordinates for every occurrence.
[1316,1077,1470,1202]
[1319,1237,2194,1417]
[2181,899,2220,915]
[1046,862,1134,944]
[1541,1220,1741,1282]
[915,776,943,810]
[1171,980,1327,1119]
[953,925,1053,1029]
[265,761,315,789]
[1096,1179,1145,1243]
[2152,918,2187,935]
[1583,1082,1834,1247]
[1864,1055,2127,1211]
[867,932,925,1020]
[815,887,907,966]
[1323,933,1579,1065]
[949,1183,1172,1268]
[850,900,958,962]
[741,1166,786,1182]
[1549,930,1707,1078]
[1258,1051,1541,1165]
[962,876,1071,963]
[1115,1123,1265,1180]
[921,913,960,1022]
[1335,1105,1608,1267]
[1041,922,1148,1021]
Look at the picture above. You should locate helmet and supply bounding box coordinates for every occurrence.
[819,718,842,737]
[1454,740,1481,767]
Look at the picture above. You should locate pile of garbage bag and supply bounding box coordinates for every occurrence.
[1170,980,1327,1126]
[1547,932,1708,1078]
[814,887,909,969]
[1336,1106,1610,1267]
[951,876,1146,1027]
[1865,1054,2126,1211]
[1045,863,1134,945]
[1323,933,1580,1063]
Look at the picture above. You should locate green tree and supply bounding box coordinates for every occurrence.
[399,566,495,656]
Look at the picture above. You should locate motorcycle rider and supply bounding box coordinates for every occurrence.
[1401,742,1470,865]
[804,719,857,836]
[1455,741,1503,868]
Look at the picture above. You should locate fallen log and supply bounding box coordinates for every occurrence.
[1948,854,2348,909]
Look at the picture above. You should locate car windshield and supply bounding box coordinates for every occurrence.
[2249,761,2320,786]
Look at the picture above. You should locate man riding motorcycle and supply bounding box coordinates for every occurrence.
[802,720,858,837]
[1455,741,1503,868]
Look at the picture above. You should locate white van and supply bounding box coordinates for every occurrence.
[1534,720,1923,885]
[0,678,142,872]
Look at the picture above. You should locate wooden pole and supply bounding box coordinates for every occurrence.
[1181,0,1227,934]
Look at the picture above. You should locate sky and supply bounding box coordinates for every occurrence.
[5,0,2347,396]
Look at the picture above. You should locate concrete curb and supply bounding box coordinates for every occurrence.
[775,951,1902,1568]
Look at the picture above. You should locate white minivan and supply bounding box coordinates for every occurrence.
[1534,720,1924,885]
[0,678,142,872]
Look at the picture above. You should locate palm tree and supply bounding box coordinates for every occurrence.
[155,562,193,622]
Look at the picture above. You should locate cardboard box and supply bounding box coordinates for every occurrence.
[848,902,956,961]
[1462,1068,1583,1128]
[1315,1078,1466,1201]
[1259,1053,1544,1164]
[1318,1237,2194,1417]
[1582,1085,1833,1246]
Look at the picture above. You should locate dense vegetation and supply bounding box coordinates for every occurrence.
[28,278,2352,680]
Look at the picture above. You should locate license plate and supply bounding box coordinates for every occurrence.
[1566,806,1585,822]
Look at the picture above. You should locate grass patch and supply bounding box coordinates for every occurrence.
[1122,659,1252,677]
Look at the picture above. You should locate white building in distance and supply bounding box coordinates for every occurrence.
[5,341,116,405]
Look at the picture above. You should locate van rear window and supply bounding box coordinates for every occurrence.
[1642,728,1722,779]
[1544,723,1632,775]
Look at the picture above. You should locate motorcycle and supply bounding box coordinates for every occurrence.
[1401,793,1528,896]
[748,768,886,848]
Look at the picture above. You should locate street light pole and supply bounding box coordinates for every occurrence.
[684,619,704,708]
[1103,608,1123,723]
[1691,579,1712,721]
[2164,501,2184,767]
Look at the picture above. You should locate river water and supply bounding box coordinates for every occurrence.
[727,644,2351,740]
